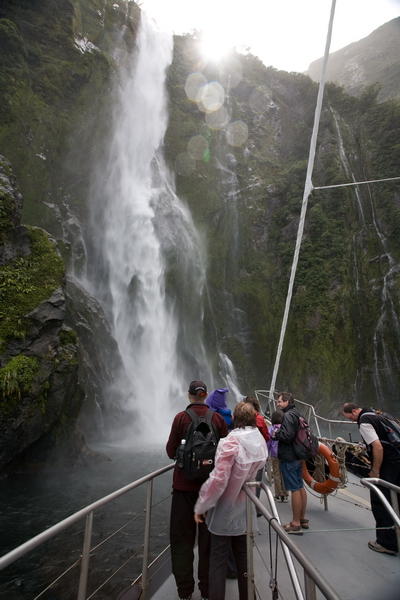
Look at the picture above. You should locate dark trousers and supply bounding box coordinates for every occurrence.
[170,490,210,598]
[209,533,248,600]
[371,460,400,552]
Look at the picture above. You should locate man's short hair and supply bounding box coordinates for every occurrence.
[278,391,294,406]
[188,380,207,398]
[233,401,257,428]
[342,402,360,414]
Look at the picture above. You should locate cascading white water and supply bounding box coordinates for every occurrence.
[332,110,366,225]
[332,109,400,404]
[81,14,215,440]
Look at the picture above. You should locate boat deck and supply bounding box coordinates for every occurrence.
[152,473,399,599]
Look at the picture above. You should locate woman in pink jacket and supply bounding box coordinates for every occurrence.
[194,402,267,600]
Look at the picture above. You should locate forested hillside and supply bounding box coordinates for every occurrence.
[1,0,399,467]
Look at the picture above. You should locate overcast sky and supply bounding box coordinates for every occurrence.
[140,0,400,72]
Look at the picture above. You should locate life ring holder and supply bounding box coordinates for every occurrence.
[302,442,341,495]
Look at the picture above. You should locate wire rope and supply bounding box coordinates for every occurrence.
[314,175,400,190]
[32,558,81,600]
[268,0,337,399]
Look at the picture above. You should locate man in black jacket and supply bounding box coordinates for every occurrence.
[342,403,400,556]
[275,392,308,534]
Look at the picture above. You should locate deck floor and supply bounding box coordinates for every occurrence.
[152,473,400,599]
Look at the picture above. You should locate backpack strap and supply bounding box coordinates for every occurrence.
[359,412,376,420]
[185,408,219,439]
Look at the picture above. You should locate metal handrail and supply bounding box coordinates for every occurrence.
[255,389,356,439]
[244,483,341,600]
[0,463,174,599]
[361,477,400,554]
[256,481,304,600]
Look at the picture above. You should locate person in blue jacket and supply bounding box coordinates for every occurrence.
[206,388,233,430]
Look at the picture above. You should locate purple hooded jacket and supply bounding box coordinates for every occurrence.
[206,388,233,430]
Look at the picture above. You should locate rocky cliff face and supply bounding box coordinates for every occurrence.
[0,156,83,469]
[308,18,400,102]
[0,2,399,429]
[165,36,400,413]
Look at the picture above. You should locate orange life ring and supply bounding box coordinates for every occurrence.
[302,442,341,495]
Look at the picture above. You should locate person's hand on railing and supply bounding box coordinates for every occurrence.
[194,512,205,524]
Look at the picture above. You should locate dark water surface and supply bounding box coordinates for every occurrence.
[0,444,173,600]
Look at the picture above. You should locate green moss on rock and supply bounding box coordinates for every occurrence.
[0,226,64,345]
[0,354,39,406]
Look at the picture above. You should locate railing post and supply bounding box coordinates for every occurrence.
[390,489,400,555]
[304,571,317,600]
[246,495,255,599]
[77,511,93,600]
[141,479,153,599]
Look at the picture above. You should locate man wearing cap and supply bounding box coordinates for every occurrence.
[167,380,228,600]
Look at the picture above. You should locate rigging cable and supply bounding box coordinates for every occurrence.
[268,0,337,400]
[314,175,400,190]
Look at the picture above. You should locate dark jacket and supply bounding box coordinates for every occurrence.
[166,402,228,491]
[357,408,400,464]
[275,404,302,462]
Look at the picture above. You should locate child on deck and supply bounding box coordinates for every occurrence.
[268,411,289,502]
[206,388,233,430]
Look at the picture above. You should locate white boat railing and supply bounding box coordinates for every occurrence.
[361,477,400,556]
[255,389,358,440]
[1,460,344,600]
[0,463,174,600]
[3,466,399,599]
[245,482,341,600]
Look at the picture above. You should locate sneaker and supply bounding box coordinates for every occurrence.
[368,540,397,556]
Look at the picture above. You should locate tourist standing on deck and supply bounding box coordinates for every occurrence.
[166,380,228,600]
[342,402,400,556]
[267,410,289,502]
[243,395,270,506]
[206,387,233,430]
[274,392,309,534]
[194,402,267,600]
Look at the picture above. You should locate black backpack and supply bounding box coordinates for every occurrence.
[175,408,219,481]
[361,412,400,454]
[293,415,319,460]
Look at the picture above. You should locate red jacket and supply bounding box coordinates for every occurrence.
[166,402,228,491]
[256,413,270,442]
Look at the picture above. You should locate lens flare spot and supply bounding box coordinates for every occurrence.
[185,72,208,102]
[187,135,209,160]
[197,81,225,113]
[205,106,230,130]
[226,120,248,147]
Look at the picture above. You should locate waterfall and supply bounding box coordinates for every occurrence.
[332,109,400,405]
[332,110,366,225]
[78,13,214,441]
[367,184,400,404]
